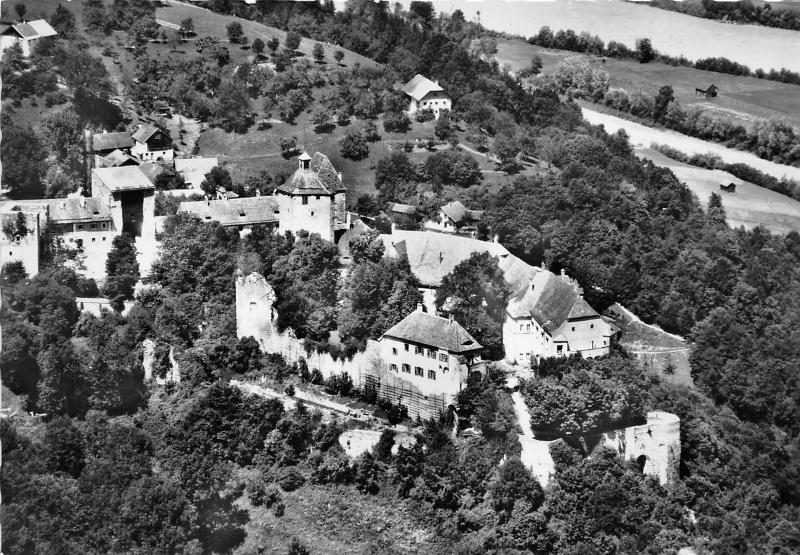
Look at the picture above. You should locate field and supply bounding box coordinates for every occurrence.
[637,147,800,234]
[495,38,800,130]
[443,0,800,72]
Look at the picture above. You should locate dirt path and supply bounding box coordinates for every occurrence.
[582,107,800,182]
[510,390,556,487]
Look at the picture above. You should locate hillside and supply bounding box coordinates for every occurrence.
[495,38,800,130]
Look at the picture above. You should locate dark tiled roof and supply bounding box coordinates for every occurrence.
[278,152,345,195]
[11,22,38,38]
[568,296,600,320]
[92,132,134,153]
[131,124,160,143]
[383,308,482,353]
[47,198,111,223]
[178,196,280,227]
[99,149,140,167]
[506,270,599,332]
[401,74,447,102]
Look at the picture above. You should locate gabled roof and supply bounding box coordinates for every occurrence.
[383,306,482,354]
[441,200,483,224]
[278,152,345,195]
[380,230,509,288]
[401,74,448,102]
[10,22,38,38]
[99,149,140,167]
[92,131,134,152]
[131,124,161,143]
[92,166,154,192]
[47,198,112,224]
[506,270,598,332]
[178,196,280,227]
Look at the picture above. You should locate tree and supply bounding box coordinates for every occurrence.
[434,110,454,141]
[279,136,298,158]
[313,42,325,63]
[363,120,380,142]
[267,37,280,53]
[14,3,26,21]
[179,17,194,38]
[200,166,233,197]
[51,4,77,38]
[636,37,654,63]
[252,37,265,57]
[285,30,301,52]
[653,85,675,122]
[340,129,369,160]
[103,234,140,307]
[214,77,252,132]
[310,105,333,133]
[333,49,344,65]
[226,21,243,43]
[2,126,45,199]
[383,111,411,133]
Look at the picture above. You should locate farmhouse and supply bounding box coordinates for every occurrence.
[380,304,484,406]
[96,149,140,169]
[91,131,135,162]
[379,229,616,365]
[424,200,484,236]
[0,19,57,57]
[388,202,418,227]
[274,152,348,242]
[401,74,452,119]
[131,124,174,162]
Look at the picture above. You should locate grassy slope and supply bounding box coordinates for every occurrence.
[233,481,447,554]
[494,38,800,129]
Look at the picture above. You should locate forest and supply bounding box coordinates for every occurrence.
[2,0,800,553]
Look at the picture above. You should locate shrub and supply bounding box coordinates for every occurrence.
[415,109,435,122]
[340,130,369,160]
[277,467,306,491]
[383,111,411,133]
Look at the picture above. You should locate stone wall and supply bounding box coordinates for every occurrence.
[235,272,451,420]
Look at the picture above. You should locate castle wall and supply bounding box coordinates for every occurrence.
[0,212,41,277]
[235,272,452,420]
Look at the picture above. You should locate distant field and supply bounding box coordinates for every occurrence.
[637,147,800,234]
[495,38,800,130]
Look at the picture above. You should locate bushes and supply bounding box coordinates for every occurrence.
[340,129,369,160]
[383,111,411,133]
[277,467,306,491]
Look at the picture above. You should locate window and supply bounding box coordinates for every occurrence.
[415,346,423,355]
[519,324,524,332]
[102,223,107,229]
[90,224,97,230]
[572,326,576,332]
[302,196,308,205]
[414,367,423,377]
[404,343,409,352]
[402,364,410,373]
[604,340,607,346]
[316,196,320,200]
[310,211,315,216]
[7,251,11,256]
[102,237,106,241]
[428,370,436,380]
[390,364,398,372]
[392,347,397,355]
[590,324,594,329]
[557,345,563,353]
[439,353,448,362]
[526,324,531,332]
[427,349,436,358]
[91,237,96,242]
[249,301,256,312]
[77,225,83,230]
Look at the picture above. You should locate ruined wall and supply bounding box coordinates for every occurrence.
[235,272,451,420]
[142,338,180,385]
[597,411,681,486]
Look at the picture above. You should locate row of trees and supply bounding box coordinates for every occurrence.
[527,24,800,85]
[649,0,800,31]
[543,60,800,167]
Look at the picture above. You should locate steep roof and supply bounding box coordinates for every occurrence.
[380,230,509,287]
[441,200,483,224]
[506,270,598,332]
[131,124,160,143]
[278,152,345,195]
[10,22,38,38]
[401,74,448,102]
[92,131,134,152]
[178,196,280,227]
[92,166,154,192]
[383,307,482,353]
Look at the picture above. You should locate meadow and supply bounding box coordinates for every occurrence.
[495,38,800,130]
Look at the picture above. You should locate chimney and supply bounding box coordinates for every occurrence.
[205,194,210,206]
[337,172,343,181]
[417,303,424,312]
[448,313,454,323]
[79,196,86,209]
[391,222,396,234]
[255,189,261,197]
[493,234,499,243]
